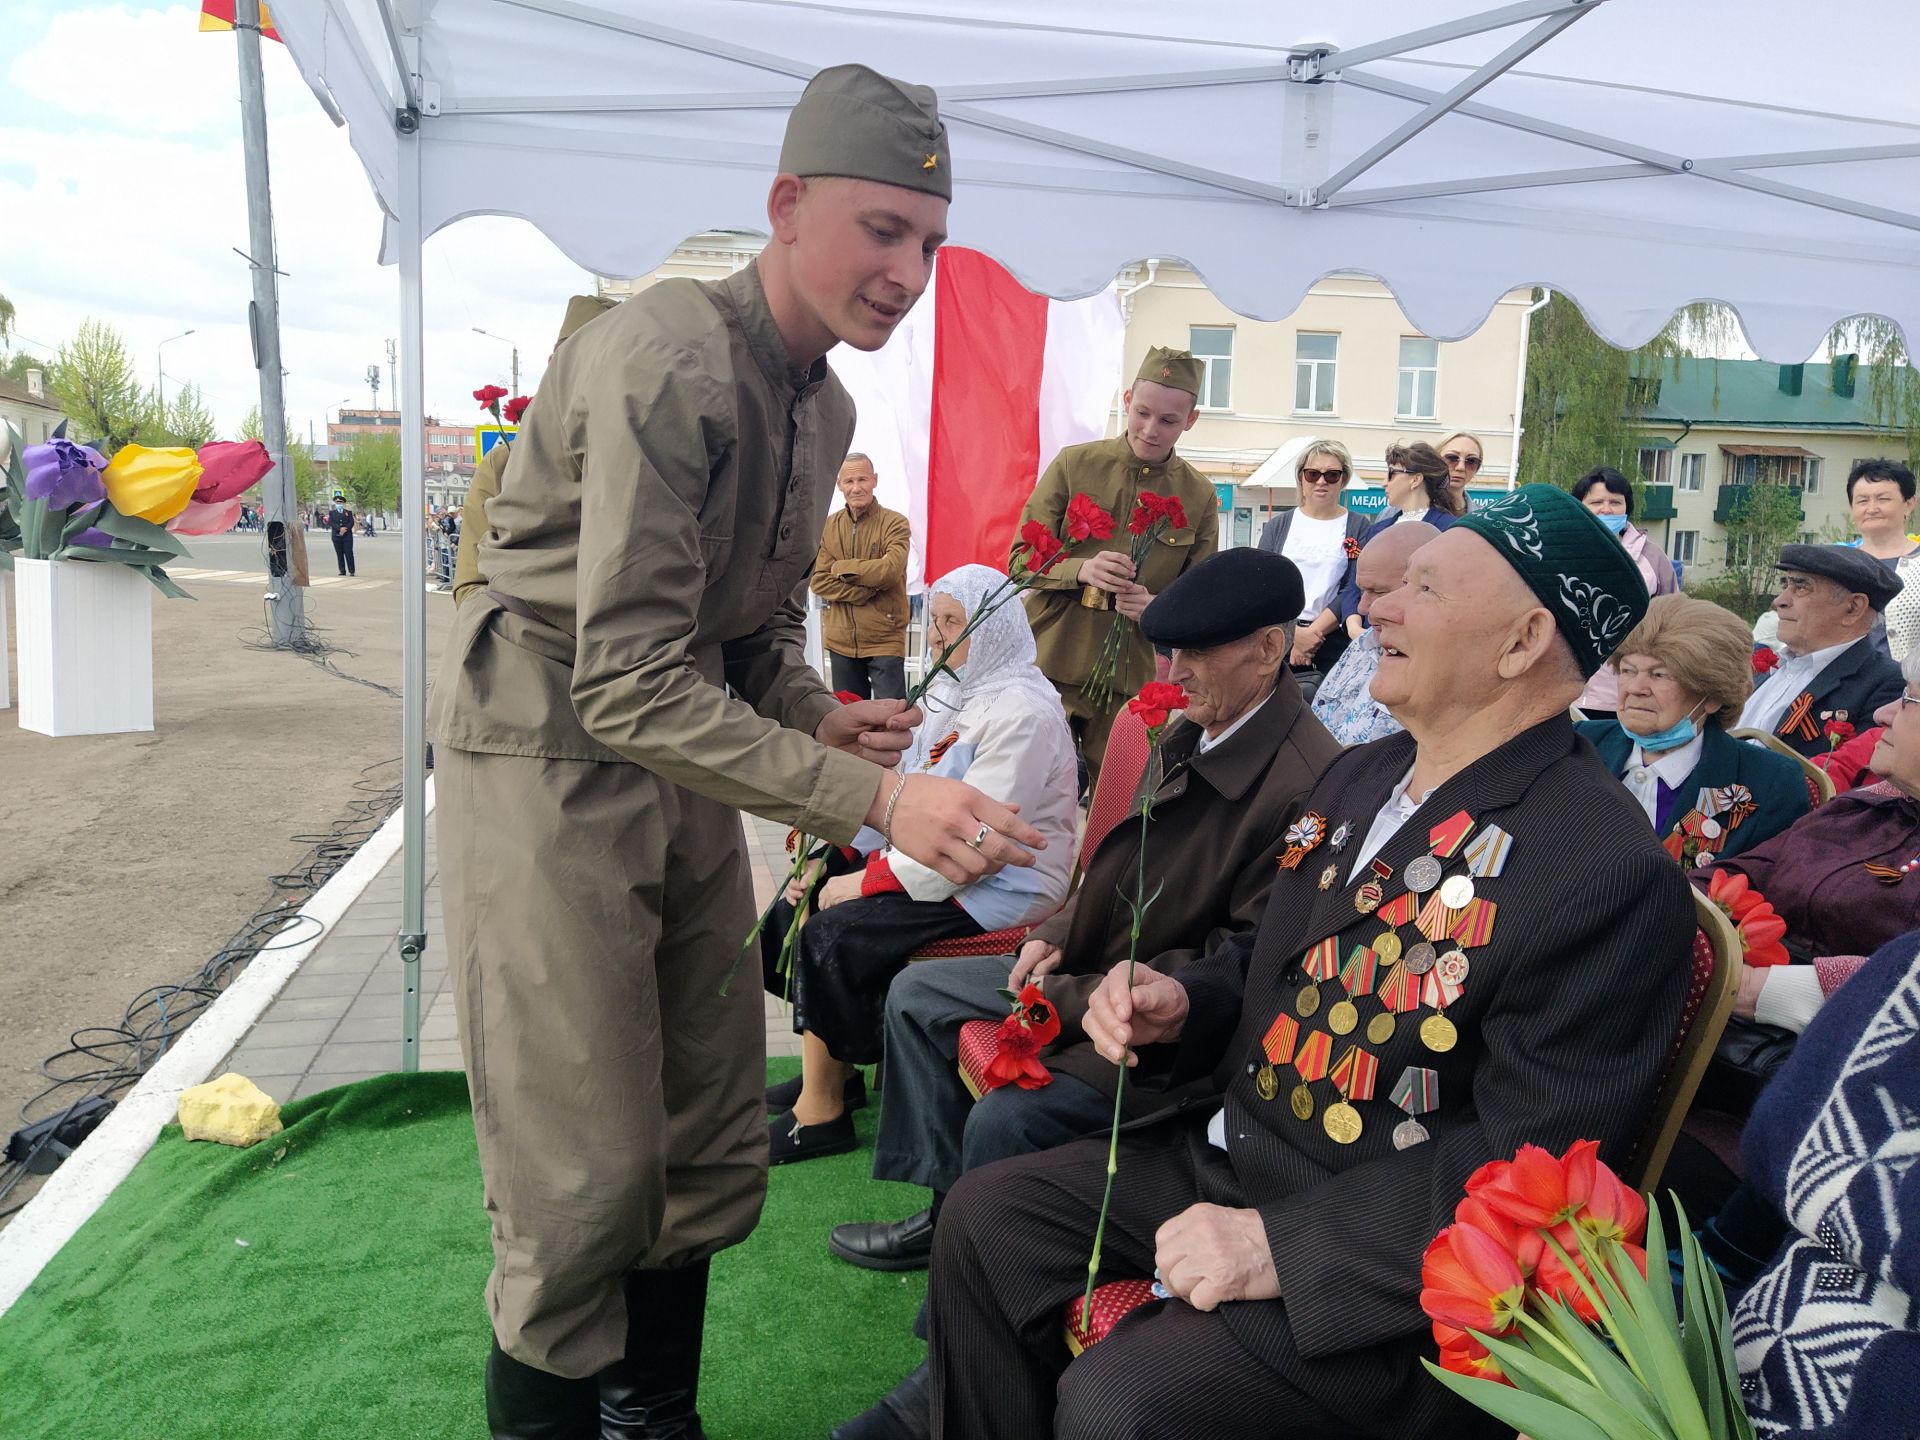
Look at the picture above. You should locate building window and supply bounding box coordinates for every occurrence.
[1294,332,1338,413]
[1397,337,1438,419]
[1802,456,1822,494]
[1725,533,1754,569]
[1671,530,1698,566]
[1636,447,1673,486]
[1188,326,1234,410]
[1678,453,1704,492]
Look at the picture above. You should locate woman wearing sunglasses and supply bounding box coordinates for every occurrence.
[1438,431,1485,506]
[1255,439,1373,690]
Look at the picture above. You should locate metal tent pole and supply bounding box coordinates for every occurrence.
[395,96,427,1074]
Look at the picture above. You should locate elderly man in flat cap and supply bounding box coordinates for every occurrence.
[928,484,1696,1440]
[1737,542,1905,758]
[827,549,1340,1440]
[428,65,1052,1439]
[1012,348,1220,792]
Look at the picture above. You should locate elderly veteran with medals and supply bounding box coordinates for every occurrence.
[1013,348,1220,789]
[826,549,1339,1440]
[926,484,1694,1440]
[429,66,1051,1440]
[1577,593,1809,864]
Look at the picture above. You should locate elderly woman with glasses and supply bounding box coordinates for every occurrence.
[1256,439,1372,680]
[1572,465,1681,719]
[1576,594,1809,863]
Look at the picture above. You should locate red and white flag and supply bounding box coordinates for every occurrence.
[830,248,1124,591]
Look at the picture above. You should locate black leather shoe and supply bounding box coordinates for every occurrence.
[830,1361,932,1440]
[485,1340,599,1439]
[768,1106,857,1165]
[827,1209,934,1272]
[764,1070,867,1114]
[597,1262,710,1439]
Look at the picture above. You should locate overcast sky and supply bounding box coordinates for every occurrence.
[0,0,618,444]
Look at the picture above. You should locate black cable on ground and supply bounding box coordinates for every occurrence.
[0,758,406,1222]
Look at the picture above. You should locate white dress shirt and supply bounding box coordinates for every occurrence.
[1738,639,1855,733]
[1620,733,1705,824]
[1195,692,1271,757]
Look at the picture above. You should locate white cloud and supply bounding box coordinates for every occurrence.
[0,3,602,444]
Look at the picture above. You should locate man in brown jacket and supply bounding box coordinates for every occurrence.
[1013,347,1220,789]
[812,452,911,697]
[824,549,1340,1440]
[428,66,1046,1440]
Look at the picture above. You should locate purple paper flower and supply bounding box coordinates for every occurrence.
[23,439,107,510]
[64,501,112,548]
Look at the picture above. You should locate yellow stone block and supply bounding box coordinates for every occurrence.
[178,1072,284,1147]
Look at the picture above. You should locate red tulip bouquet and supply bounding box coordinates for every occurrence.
[728,495,1117,995]
[1082,680,1190,1324]
[1420,1139,1752,1440]
[1083,491,1185,708]
[979,983,1063,1092]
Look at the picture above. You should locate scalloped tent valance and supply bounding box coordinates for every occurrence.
[275,0,1920,360]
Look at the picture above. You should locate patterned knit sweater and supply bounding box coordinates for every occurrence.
[1731,929,1920,1438]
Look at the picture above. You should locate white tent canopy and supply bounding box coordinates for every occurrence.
[267,0,1920,1063]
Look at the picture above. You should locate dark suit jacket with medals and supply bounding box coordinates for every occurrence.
[1768,636,1905,759]
[1036,674,1342,1110]
[1578,720,1810,861]
[1155,714,1694,1436]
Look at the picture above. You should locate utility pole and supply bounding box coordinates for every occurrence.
[386,338,397,412]
[367,362,381,413]
[234,0,303,644]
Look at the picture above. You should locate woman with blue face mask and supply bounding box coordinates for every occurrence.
[1574,465,1680,719]
[1576,593,1809,863]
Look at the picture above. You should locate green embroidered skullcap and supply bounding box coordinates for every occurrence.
[780,64,951,201]
[1454,483,1650,679]
[1135,345,1204,400]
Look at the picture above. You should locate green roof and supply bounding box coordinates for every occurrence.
[1631,356,1896,432]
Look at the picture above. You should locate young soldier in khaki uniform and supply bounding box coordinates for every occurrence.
[428,66,1044,1440]
[452,294,618,607]
[811,452,912,698]
[1013,346,1220,787]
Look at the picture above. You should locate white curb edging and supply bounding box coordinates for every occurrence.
[0,776,435,1319]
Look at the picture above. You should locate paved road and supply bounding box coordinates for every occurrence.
[172,529,426,591]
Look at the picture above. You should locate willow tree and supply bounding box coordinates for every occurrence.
[1829,316,1920,467]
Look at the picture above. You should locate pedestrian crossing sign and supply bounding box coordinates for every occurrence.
[476,425,517,459]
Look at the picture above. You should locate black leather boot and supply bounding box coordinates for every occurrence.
[485,1340,600,1440]
[596,1262,711,1439]
[829,1360,932,1440]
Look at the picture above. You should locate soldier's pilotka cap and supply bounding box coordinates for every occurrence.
[1141,549,1306,652]
[1135,345,1204,400]
[555,294,618,350]
[1453,483,1650,679]
[780,64,951,201]
[1777,542,1904,612]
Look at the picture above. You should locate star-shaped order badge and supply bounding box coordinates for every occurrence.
[1279,811,1328,870]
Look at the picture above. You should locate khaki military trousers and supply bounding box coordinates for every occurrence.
[438,745,767,1378]
[1056,682,1122,793]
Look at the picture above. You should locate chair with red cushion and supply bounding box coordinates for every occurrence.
[1063,1277,1159,1356]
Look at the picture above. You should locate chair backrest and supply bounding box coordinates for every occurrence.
[1728,726,1837,806]
[1625,887,1744,1193]
[1080,707,1152,867]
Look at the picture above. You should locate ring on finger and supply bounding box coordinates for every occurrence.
[967,822,992,850]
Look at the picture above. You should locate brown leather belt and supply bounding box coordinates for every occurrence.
[487,587,547,626]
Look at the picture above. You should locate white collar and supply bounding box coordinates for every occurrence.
[1629,732,1705,788]
[1196,691,1273,755]
[1777,637,1857,669]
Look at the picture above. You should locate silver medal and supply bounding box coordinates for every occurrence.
[1392,1118,1431,1150]
[1403,855,1443,894]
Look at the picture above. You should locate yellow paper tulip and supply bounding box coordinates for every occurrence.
[102,445,202,525]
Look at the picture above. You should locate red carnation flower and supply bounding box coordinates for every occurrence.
[502,395,532,426]
[981,1013,1052,1091]
[1752,646,1779,675]
[473,384,509,407]
[1064,492,1116,543]
[1016,519,1065,574]
[1126,680,1191,732]
[1160,496,1188,531]
[1824,717,1856,749]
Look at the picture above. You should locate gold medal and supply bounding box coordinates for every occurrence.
[1372,931,1403,966]
[1326,999,1358,1035]
[1323,1101,1363,1145]
[1420,1012,1459,1053]
[1367,1011,1396,1046]
[1295,983,1321,1018]
[1355,880,1384,914]
[1290,1083,1315,1121]
[1255,1064,1279,1102]
[1318,862,1339,892]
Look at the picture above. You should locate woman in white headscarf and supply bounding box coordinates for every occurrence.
[763,563,1079,1164]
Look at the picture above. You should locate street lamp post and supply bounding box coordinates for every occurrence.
[472,327,520,398]
[157,329,195,413]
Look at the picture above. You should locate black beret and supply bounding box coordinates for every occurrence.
[1139,548,1305,651]
[1777,542,1904,612]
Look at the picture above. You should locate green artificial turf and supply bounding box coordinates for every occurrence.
[0,1060,927,1439]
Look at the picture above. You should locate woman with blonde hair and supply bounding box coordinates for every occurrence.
[1437,430,1485,506]
[1575,593,1808,861]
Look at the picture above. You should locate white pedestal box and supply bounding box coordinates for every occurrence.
[13,557,154,736]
